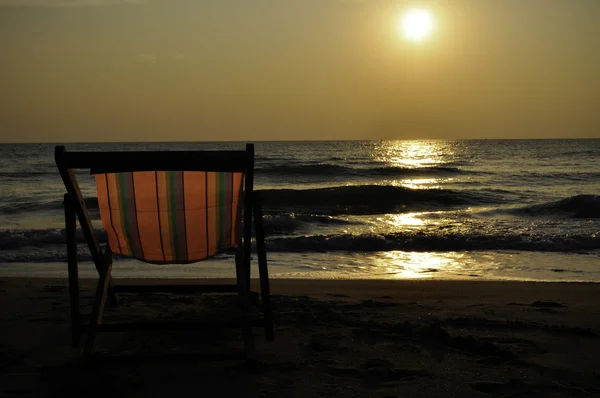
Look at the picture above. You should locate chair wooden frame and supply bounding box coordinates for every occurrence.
[55,143,273,361]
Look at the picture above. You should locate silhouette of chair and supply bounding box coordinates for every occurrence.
[55,144,273,360]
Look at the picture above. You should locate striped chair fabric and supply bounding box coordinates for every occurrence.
[94,171,244,264]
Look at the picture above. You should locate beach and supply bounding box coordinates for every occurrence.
[1,277,599,397]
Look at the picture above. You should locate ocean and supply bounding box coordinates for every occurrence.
[1,139,600,282]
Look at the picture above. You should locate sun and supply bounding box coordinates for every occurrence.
[399,8,434,42]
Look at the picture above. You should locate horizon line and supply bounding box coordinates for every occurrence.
[2,137,600,145]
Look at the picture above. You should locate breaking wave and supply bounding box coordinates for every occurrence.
[267,232,600,253]
[260,185,506,214]
[0,228,107,250]
[256,164,469,178]
[499,195,600,219]
[0,197,99,214]
[1,185,506,216]
[4,225,600,262]
[0,213,355,250]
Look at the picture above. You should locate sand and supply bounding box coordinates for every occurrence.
[1,277,599,397]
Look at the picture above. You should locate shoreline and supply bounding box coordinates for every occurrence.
[2,275,600,284]
[3,248,600,283]
[3,276,600,283]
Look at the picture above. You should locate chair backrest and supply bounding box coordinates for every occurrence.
[55,144,254,264]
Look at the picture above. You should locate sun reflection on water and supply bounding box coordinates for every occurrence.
[357,141,466,277]
[374,251,466,279]
[366,212,442,235]
[400,177,448,189]
[371,140,451,168]
[377,212,425,228]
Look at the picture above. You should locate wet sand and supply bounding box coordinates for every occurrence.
[1,278,599,397]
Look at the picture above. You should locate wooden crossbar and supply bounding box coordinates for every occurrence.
[60,147,251,173]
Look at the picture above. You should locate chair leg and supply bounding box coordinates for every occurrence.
[107,284,118,308]
[235,244,255,362]
[64,194,80,348]
[82,250,113,359]
[103,260,118,308]
[253,193,274,341]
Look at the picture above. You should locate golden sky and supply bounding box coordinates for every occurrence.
[1,0,599,142]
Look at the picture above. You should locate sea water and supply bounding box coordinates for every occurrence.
[2,139,600,281]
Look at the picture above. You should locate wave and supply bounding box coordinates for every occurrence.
[558,149,599,157]
[1,185,503,216]
[0,197,100,214]
[0,170,91,179]
[5,228,599,262]
[0,171,55,177]
[256,164,470,178]
[0,228,108,250]
[267,232,600,253]
[262,213,357,235]
[504,171,600,183]
[0,248,93,263]
[260,185,505,215]
[497,195,600,219]
[0,213,355,249]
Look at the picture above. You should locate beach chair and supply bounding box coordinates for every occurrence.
[55,144,273,360]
